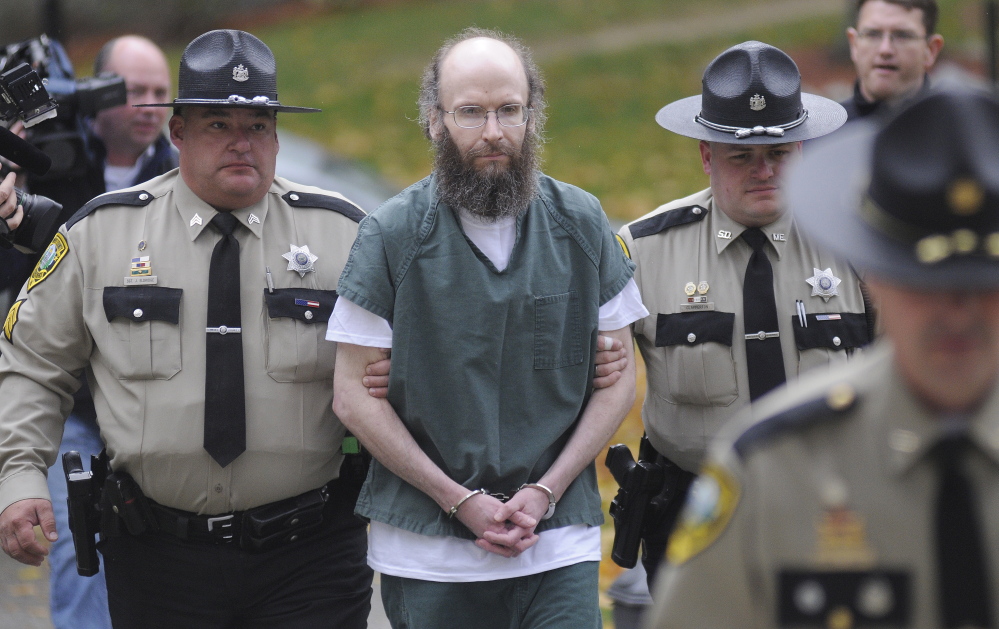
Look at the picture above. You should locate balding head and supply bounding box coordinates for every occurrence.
[439,36,527,93]
[418,28,546,141]
[92,35,171,167]
[94,36,168,79]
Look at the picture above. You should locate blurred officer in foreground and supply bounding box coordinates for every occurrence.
[332,27,645,628]
[647,88,999,628]
[617,41,870,583]
[39,35,175,629]
[842,0,943,121]
[0,30,372,627]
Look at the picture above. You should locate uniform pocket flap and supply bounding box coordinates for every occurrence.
[656,311,735,347]
[103,287,183,323]
[792,313,869,351]
[264,288,338,324]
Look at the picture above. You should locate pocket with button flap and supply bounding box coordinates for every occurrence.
[792,313,870,375]
[655,311,738,406]
[778,569,910,626]
[263,288,338,382]
[102,286,183,380]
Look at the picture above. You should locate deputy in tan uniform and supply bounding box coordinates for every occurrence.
[0,30,373,627]
[618,41,872,580]
[647,88,999,628]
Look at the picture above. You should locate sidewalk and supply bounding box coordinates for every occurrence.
[0,547,391,629]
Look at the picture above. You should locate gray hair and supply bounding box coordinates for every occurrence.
[417,27,547,141]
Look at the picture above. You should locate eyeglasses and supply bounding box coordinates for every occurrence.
[444,104,532,129]
[855,28,927,46]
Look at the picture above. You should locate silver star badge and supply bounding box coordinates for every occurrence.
[806,268,841,301]
[282,244,318,277]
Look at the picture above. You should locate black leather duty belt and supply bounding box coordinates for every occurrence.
[146,481,333,552]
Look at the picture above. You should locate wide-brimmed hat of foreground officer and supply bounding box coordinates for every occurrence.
[656,40,846,143]
[789,88,999,289]
[138,29,318,113]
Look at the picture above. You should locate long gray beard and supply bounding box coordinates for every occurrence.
[432,129,540,222]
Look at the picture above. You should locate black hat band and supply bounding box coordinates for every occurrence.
[861,194,999,264]
[694,109,809,140]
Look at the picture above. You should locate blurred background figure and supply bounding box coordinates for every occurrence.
[842,0,944,120]
[648,86,999,629]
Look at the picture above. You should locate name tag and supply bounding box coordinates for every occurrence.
[124,276,158,285]
[679,302,715,312]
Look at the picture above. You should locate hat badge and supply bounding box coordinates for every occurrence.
[232,64,249,82]
[947,178,984,216]
[749,93,766,111]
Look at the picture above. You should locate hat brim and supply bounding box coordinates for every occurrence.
[655,93,846,144]
[788,121,999,290]
[136,99,319,113]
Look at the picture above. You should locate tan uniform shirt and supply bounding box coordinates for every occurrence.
[647,343,999,628]
[0,170,361,515]
[618,188,869,472]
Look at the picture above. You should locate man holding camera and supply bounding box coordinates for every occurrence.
[23,35,176,629]
[0,29,372,628]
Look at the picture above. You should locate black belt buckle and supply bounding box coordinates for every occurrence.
[239,487,328,552]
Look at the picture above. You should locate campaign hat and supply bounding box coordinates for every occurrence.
[655,41,845,144]
[138,29,318,113]
[789,88,999,289]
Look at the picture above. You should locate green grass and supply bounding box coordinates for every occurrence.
[235,0,980,222]
[258,1,842,219]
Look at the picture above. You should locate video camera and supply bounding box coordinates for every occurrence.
[0,34,127,252]
[1,34,127,181]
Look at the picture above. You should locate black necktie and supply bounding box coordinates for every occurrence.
[935,433,994,628]
[204,212,246,467]
[741,228,786,401]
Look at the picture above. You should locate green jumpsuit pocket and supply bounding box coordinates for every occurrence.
[534,290,584,370]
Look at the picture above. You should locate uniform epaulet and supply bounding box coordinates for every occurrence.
[282,191,365,223]
[733,383,858,459]
[66,190,154,230]
[628,205,707,240]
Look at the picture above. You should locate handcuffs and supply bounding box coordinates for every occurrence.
[447,483,557,520]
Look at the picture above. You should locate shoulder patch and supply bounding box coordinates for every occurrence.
[615,234,631,259]
[66,190,154,230]
[666,462,741,564]
[734,383,858,459]
[628,205,707,240]
[3,299,24,342]
[27,233,69,291]
[283,191,365,223]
